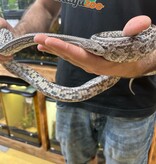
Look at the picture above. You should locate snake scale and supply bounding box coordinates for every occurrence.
[0,25,156,102]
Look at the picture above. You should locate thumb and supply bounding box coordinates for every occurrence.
[0,17,15,34]
[122,15,151,36]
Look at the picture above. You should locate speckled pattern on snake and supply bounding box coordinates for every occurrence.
[0,25,156,102]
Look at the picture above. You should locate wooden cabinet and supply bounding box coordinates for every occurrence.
[0,64,64,164]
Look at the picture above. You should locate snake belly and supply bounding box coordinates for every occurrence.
[0,25,156,102]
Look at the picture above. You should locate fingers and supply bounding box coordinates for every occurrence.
[0,17,9,28]
[123,15,151,36]
[0,18,14,33]
[34,34,50,51]
[34,34,102,73]
[34,34,86,68]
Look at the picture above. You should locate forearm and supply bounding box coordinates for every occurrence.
[117,50,156,78]
[136,50,156,76]
[14,0,61,36]
[101,51,156,78]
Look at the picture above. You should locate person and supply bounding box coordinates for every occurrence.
[0,0,156,163]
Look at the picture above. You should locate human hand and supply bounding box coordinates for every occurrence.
[0,17,15,34]
[34,15,153,78]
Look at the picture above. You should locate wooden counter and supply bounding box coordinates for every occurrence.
[0,64,56,82]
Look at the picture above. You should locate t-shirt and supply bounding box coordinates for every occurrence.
[56,0,156,118]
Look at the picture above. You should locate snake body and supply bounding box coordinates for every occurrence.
[0,25,156,102]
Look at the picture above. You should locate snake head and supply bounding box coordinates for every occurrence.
[80,39,106,56]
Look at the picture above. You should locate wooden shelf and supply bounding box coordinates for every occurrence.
[0,64,56,82]
[0,63,65,164]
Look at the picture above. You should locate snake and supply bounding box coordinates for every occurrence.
[0,25,156,102]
